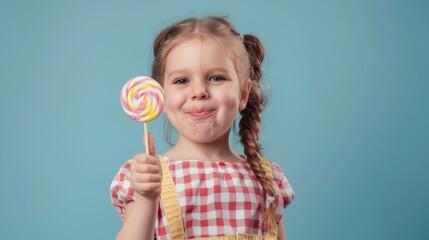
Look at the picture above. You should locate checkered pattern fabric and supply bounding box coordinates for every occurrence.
[110,156,294,239]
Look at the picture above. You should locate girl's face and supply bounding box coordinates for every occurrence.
[163,37,250,144]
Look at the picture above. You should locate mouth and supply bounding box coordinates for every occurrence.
[186,108,216,118]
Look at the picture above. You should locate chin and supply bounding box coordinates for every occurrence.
[190,134,220,143]
[180,130,226,144]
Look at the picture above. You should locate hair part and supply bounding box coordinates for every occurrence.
[151,16,276,229]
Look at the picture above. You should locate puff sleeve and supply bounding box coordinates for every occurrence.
[271,162,295,223]
[110,160,136,221]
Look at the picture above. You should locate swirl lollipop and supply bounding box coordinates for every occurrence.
[121,76,165,154]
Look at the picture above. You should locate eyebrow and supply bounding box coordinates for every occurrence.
[167,69,189,78]
[207,67,229,74]
[167,67,230,78]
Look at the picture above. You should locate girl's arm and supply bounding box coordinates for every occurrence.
[115,133,161,240]
[278,220,286,240]
[115,195,159,240]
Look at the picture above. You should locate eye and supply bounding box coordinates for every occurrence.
[173,78,189,85]
[209,75,226,82]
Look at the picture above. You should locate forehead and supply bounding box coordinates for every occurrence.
[164,36,236,73]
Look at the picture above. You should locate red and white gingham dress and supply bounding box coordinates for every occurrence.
[110,155,294,239]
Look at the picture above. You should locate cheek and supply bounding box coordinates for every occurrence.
[163,90,182,115]
[216,89,241,110]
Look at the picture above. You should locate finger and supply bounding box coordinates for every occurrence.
[132,173,162,183]
[133,153,158,164]
[148,132,157,157]
[131,182,162,193]
[136,183,162,193]
[133,163,161,174]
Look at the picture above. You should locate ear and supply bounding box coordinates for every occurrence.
[239,80,252,111]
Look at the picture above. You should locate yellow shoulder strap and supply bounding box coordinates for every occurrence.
[261,158,274,181]
[159,156,185,239]
[260,158,278,239]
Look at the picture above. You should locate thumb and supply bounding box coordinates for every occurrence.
[146,132,157,157]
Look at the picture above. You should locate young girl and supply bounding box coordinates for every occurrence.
[110,16,294,240]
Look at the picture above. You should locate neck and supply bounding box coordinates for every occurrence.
[163,132,243,162]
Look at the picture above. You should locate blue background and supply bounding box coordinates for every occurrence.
[1,0,428,239]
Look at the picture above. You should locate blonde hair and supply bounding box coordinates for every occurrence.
[151,16,276,229]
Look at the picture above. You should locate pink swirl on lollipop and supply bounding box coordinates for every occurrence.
[120,76,164,122]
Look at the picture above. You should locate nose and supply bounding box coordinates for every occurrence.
[191,81,209,100]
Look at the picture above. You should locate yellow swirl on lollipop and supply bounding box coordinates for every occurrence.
[121,76,164,122]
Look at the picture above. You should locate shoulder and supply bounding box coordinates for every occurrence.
[110,159,135,220]
[269,161,287,185]
[110,160,134,194]
[267,160,295,207]
[114,159,133,175]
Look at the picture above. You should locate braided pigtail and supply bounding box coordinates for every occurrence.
[239,34,276,231]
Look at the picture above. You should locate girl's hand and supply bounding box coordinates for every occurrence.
[130,133,162,199]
